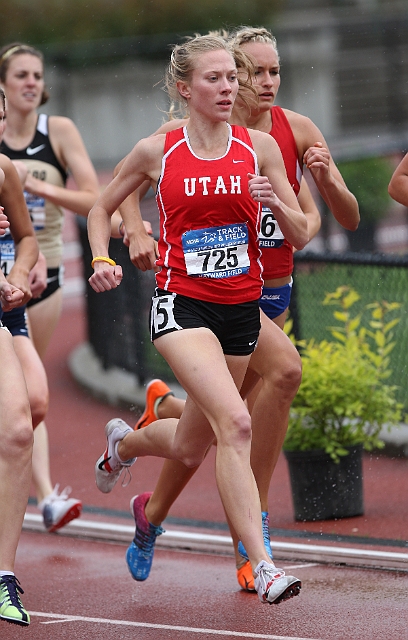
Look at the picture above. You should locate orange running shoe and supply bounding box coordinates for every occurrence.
[237,560,256,592]
[135,379,174,430]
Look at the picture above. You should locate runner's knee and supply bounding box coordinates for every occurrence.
[29,391,49,428]
[175,446,207,469]
[266,347,302,401]
[278,351,302,397]
[0,415,33,458]
[215,410,252,450]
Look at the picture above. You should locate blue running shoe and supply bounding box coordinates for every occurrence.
[238,511,273,560]
[126,492,165,581]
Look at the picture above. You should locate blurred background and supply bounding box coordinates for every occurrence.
[3,0,408,253]
[2,0,408,407]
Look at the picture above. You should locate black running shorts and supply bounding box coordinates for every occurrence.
[27,266,63,308]
[150,288,260,356]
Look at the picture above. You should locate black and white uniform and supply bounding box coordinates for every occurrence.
[0,114,67,318]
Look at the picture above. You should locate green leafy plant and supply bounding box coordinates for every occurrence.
[284,286,403,462]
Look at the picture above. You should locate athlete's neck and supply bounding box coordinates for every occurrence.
[2,110,38,150]
[230,105,272,133]
[185,120,230,159]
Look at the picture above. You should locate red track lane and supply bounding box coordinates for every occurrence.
[3,531,407,640]
[40,294,408,543]
[6,211,406,639]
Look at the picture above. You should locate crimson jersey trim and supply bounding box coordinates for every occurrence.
[261,106,304,280]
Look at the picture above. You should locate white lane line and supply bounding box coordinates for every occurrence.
[283,563,319,570]
[63,276,85,297]
[23,514,408,571]
[30,611,321,639]
[41,619,76,625]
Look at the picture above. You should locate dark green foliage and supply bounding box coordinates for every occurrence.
[337,156,393,223]
[284,286,403,462]
[0,0,281,52]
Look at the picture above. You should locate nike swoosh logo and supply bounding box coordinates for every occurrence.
[249,340,257,346]
[26,144,46,156]
[233,159,244,163]
[98,456,111,471]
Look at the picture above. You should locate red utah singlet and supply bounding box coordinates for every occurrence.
[155,124,263,305]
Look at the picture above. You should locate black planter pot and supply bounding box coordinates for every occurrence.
[283,444,364,521]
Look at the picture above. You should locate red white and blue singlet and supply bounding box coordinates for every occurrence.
[155,124,263,305]
[260,106,303,280]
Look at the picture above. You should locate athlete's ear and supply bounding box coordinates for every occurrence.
[177,80,191,101]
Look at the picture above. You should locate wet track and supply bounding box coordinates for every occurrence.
[3,211,407,639]
[4,531,408,640]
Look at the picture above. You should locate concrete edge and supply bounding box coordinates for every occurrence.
[379,424,408,457]
[68,342,186,409]
[69,343,408,456]
[23,513,408,572]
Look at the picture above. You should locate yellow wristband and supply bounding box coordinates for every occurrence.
[91,256,116,268]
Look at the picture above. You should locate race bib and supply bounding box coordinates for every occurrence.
[258,207,284,249]
[0,232,15,277]
[151,293,182,334]
[182,223,250,279]
[25,191,46,231]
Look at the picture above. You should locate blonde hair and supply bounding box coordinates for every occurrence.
[165,33,256,119]
[230,26,279,61]
[0,43,49,105]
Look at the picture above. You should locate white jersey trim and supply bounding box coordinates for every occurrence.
[37,113,48,136]
[296,160,303,191]
[230,131,259,176]
[230,131,262,278]
[157,136,187,289]
[183,123,233,161]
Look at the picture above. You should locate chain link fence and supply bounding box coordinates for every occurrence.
[78,217,408,407]
[77,217,176,386]
[291,251,408,408]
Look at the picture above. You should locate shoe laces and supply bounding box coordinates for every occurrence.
[0,575,24,607]
[134,522,164,556]
[262,566,285,582]
[262,513,270,547]
[120,467,132,488]
[47,484,72,503]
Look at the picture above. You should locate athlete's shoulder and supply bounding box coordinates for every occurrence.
[0,153,17,178]
[0,153,24,190]
[48,116,90,153]
[151,118,188,136]
[247,128,281,152]
[282,109,325,145]
[281,108,309,125]
[129,133,166,164]
[47,114,78,133]
[0,153,12,171]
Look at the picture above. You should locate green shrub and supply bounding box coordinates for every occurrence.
[284,286,403,462]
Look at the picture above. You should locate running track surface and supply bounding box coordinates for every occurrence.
[39,244,408,545]
[5,531,408,640]
[5,210,407,639]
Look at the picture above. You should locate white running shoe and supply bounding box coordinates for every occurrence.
[95,418,136,493]
[38,484,82,533]
[254,561,301,605]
